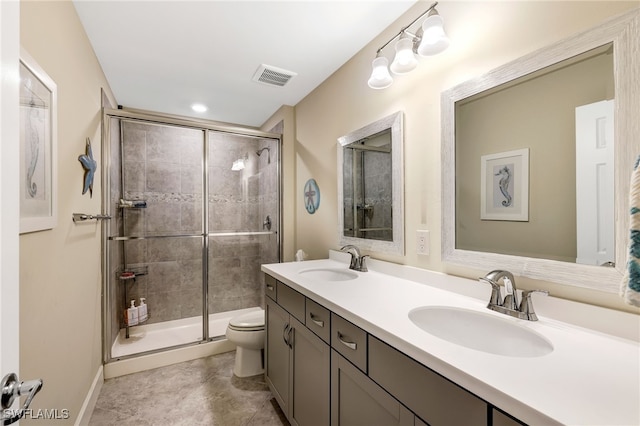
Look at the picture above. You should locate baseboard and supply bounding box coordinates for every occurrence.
[74,365,104,426]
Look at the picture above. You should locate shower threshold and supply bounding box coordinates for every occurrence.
[111,307,261,359]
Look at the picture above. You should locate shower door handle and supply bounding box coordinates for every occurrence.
[1,373,43,425]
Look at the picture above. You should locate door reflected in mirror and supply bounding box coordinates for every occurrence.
[338,112,404,255]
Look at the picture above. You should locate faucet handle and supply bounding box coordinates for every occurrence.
[359,255,369,272]
[478,277,502,306]
[519,290,549,321]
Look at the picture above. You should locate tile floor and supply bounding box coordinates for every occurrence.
[90,351,290,426]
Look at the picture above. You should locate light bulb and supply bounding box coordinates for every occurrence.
[367,56,393,89]
[417,13,450,57]
[390,37,418,74]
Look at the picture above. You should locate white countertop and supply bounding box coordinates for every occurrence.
[262,255,640,426]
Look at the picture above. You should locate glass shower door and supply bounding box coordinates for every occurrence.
[107,118,205,359]
[206,130,280,339]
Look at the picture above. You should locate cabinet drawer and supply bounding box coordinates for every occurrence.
[331,313,367,372]
[305,299,330,343]
[369,336,487,426]
[264,274,277,300]
[277,281,305,322]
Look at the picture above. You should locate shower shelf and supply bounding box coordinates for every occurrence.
[118,199,147,209]
[118,266,148,281]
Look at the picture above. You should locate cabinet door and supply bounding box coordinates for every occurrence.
[266,297,291,414]
[331,350,413,426]
[290,317,330,426]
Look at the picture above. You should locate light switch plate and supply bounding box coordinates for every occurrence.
[416,230,429,255]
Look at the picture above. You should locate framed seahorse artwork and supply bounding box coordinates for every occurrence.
[19,48,58,234]
[480,148,529,221]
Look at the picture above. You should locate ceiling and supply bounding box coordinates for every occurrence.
[73,1,418,128]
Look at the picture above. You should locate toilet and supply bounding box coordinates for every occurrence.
[225,309,266,377]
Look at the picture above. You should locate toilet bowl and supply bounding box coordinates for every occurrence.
[225,309,265,377]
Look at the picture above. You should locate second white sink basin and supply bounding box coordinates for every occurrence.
[298,268,358,282]
[408,306,553,357]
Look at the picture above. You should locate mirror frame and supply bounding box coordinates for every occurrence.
[338,111,404,255]
[442,9,639,293]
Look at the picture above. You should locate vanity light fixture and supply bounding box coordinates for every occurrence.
[231,159,245,171]
[368,1,449,89]
[231,153,248,171]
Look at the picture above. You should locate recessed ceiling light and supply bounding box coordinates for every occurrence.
[191,103,207,113]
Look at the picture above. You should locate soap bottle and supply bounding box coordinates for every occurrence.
[137,297,148,323]
[127,299,138,326]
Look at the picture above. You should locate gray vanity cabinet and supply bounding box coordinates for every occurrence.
[265,297,291,415]
[265,283,330,426]
[331,350,414,426]
[368,335,487,426]
[264,274,525,426]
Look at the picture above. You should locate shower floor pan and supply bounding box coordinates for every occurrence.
[111,307,261,358]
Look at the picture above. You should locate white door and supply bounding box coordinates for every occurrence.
[575,100,615,265]
[0,0,22,418]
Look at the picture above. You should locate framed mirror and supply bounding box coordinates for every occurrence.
[338,111,404,255]
[442,9,639,292]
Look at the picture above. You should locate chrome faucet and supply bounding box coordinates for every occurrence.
[479,270,548,321]
[340,245,368,272]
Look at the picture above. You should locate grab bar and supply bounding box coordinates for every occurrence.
[109,231,275,241]
[72,213,111,223]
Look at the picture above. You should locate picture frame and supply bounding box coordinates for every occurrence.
[480,148,529,221]
[19,48,57,233]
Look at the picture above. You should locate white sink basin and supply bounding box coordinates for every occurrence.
[408,306,553,357]
[298,268,358,281]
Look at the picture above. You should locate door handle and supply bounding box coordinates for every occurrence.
[282,323,290,346]
[1,373,43,425]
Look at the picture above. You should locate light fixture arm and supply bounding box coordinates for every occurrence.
[375,2,438,56]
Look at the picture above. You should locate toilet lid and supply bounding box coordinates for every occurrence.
[229,310,265,331]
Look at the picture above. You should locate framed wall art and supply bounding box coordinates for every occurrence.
[19,48,58,233]
[480,148,529,221]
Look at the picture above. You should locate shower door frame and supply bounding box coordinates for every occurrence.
[101,107,282,363]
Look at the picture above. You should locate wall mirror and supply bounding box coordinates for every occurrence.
[338,111,404,255]
[442,9,639,292]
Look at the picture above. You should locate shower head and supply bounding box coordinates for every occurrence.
[256,147,271,164]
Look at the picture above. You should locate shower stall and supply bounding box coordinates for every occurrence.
[102,109,281,362]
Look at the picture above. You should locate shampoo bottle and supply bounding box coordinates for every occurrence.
[127,299,138,326]
[138,297,148,323]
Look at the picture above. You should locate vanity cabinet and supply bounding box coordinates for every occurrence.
[331,350,413,426]
[265,274,525,426]
[265,284,330,426]
[369,335,487,426]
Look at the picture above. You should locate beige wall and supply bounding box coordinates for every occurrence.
[291,1,640,314]
[20,1,115,423]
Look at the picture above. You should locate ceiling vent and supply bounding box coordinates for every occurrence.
[252,64,297,87]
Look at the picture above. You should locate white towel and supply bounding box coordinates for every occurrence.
[620,155,640,307]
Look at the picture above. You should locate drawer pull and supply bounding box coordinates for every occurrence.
[337,332,357,350]
[309,313,325,328]
[266,284,275,291]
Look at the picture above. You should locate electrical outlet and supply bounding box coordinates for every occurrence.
[416,230,429,255]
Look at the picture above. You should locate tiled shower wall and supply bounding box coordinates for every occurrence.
[108,118,279,348]
[343,149,393,241]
